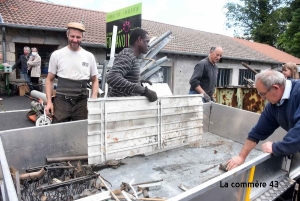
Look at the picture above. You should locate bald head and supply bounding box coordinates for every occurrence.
[209,46,223,64]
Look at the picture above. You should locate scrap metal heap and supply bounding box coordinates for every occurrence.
[10,161,102,201]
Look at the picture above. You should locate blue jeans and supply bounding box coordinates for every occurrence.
[20,71,33,90]
[189,90,206,103]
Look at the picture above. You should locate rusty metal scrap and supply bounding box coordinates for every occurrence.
[242,62,259,74]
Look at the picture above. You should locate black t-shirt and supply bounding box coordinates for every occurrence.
[189,57,218,97]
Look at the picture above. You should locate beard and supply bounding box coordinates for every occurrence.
[68,39,81,51]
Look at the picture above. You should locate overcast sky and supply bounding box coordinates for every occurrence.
[38,0,239,37]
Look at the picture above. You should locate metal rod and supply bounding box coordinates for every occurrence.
[46,155,88,163]
[26,162,68,173]
[101,60,108,91]
[15,171,21,200]
[242,62,259,74]
[45,166,75,170]
[148,31,172,49]
[0,137,18,200]
[19,167,46,180]
[132,179,163,186]
[98,175,120,201]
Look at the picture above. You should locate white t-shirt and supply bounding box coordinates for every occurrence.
[48,46,98,80]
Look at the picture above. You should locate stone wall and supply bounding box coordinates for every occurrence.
[0,28,106,65]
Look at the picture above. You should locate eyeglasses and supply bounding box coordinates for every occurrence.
[257,87,272,97]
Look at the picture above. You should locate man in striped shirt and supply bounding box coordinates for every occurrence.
[107,28,157,102]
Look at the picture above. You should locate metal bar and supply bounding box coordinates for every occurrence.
[101,101,104,162]
[141,56,169,74]
[1,181,7,201]
[104,101,108,161]
[101,60,108,91]
[46,155,88,163]
[0,137,18,201]
[140,37,172,68]
[15,171,21,201]
[159,99,163,149]
[148,31,172,50]
[141,66,161,80]
[242,62,259,74]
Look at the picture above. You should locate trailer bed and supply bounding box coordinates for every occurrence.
[99,132,263,198]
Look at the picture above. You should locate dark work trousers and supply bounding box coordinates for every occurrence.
[31,77,40,91]
[52,95,88,123]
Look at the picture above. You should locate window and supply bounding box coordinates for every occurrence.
[217,68,231,87]
[238,69,260,85]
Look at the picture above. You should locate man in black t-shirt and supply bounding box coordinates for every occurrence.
[189,46,223,102]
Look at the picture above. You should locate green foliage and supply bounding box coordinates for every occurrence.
[277,0,300,57]
[225,0,291,46]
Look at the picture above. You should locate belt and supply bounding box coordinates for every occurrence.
[56,94,88,100]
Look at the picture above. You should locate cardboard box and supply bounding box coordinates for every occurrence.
[18,85,30,96]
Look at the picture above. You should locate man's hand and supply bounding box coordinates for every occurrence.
[262,141,273,153]
[226,156,245,170]
[45,102,54,116]
[142,87,158,102]
[202,93,211,102]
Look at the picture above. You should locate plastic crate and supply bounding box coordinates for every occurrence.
[4,66,12,72]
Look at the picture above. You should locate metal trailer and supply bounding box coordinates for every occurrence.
[0,97,299,201]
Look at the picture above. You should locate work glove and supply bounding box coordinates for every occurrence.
[202,93,211,102]
[142,87,158,102]
[140,80,152,86]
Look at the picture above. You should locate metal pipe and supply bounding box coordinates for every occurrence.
[242,62,259,74]
[0,138,19,200]
[101,60,108,91]
[141,56,169,74]
[45,166,75,170]
[148,31,172,49]
[46,155,88,163]
[19,167,46,180]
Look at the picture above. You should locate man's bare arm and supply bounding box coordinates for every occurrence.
[45,73,55,115]
[90,75,99,98]
[226,139,257,170]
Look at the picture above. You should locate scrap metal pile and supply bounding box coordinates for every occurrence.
[10,161,103,201]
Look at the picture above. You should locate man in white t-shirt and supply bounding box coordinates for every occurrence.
[45,22,99,123]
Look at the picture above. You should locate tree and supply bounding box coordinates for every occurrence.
[224,0,291,46]
[277,0,300,57]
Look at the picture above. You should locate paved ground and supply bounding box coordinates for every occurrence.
[0,94,35,131]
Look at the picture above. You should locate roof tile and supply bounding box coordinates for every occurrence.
[0,0,299,63]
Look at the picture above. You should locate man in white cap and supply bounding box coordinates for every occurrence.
[45,22,99,123]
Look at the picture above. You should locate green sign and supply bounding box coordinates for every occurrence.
[106,3,142,23]
[106,3,142,60]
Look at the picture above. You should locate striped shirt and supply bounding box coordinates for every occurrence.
[107,48,141,97]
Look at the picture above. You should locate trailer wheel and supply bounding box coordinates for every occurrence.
[26,110,37,122]
[36,115,52,126]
